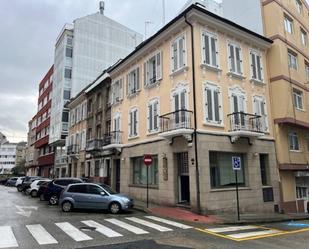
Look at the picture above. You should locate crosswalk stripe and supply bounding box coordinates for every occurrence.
[105,218,149,235]
[145,216,193,229]
[227,229,280,239]
[81,220,122,238]
[55,222,92,242]
[206,225,257,233]
[126,217,172,232]
[26,224,58,245]
[0,226,18,248]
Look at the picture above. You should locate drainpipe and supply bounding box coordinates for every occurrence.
[185,14,201,214]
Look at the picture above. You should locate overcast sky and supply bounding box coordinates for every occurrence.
[0,0,307,143]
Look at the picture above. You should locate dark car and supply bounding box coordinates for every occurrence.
[41,178,83,205]
[18,176,42,192]
[0,178,8,185]
[37,181,51,200]
[5,177,18,186]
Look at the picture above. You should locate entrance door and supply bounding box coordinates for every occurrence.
[105,159,111,186]
[176,152,190,204]
[114,159,121,192]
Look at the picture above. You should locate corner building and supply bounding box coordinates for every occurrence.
[106,5,280,214]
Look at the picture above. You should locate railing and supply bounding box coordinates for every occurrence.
[67,144,80,155]
[103,131,123,146]
[159,110,193,133]
[55,155,67,165]
[86,139,103,151]
[227,112,263,133]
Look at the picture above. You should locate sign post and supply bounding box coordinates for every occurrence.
[144,154,153,208]
[232,156,241,221]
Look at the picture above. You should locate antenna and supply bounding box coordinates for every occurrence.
[162,0,166,26]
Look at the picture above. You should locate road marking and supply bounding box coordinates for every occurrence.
[228,229,279,239]
[0,226,18,248]
[55,222,92,242]
[105,218,149,235]
[126,217,172,232]
[205,225,256,233]
[26,224,58,245]
[15,206,38,218]
[145,216,192,229]
[81,220,122,238]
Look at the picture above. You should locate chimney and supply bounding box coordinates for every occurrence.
[99,1,105,15]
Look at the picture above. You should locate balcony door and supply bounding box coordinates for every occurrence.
[231,93,246,128]
[173,90,187,128]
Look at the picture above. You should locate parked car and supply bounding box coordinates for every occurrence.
[15,176,25,189]
[18,176,42,192]
[41,178,83,205]
[5,177,18,186]
[59,183,134,214]
[26,179,51,197]
[0,178,8,185]
[37,181,50,200]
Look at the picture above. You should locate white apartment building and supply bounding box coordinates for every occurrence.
[0,142,17,174]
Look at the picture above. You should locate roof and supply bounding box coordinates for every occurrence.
[108,3,273,74]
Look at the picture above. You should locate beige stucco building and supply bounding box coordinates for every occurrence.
[104,5,280,214]
[262,0,309,213]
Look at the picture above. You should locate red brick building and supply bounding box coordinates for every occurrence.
[34,65,54,177]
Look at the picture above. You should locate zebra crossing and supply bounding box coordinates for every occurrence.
[0,216,193,248]
[197,225,284,241]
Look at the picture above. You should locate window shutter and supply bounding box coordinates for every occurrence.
[214,90,220,122]
[205,34,210,65]
[235,47,242,74]
[148,104,153,131]
[156,51,162,80]
[136,67,140,90]
[129,112,132,136]
[211,37,217,67]
[206,88,213,121]
[182,36,186,66]
[180,91,186,110]
[179,38,184,68]
[119,78,123,100]
[144,62,147,86]
[154,101,158,130]
[172,42,177,72]
[126,74,129,96]
[229,44,235,72]
[256,55,262,81]
[134,110,138,136]
[251,53,256,79]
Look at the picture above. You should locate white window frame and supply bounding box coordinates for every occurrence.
[293,88,304,110]
[201,30,219,68]
[228,86,247,114]
[253,95,269,132]
[171,34,187,73]
[147,98,160,133]
[227,41,243,76]
[296,0,303,14]
[128,107,138,138]
[171,83,189,111]
[111,77,123,105]
[113,112,121,132]
[284,15,294,34]
[250,49,264,82]
[288,51,298,70]
[300,28,307,46]
[204,83,223,125]
[127,66,140,96]
[305,63,309,80]
[288,131,300,151]
[144,50,162,87]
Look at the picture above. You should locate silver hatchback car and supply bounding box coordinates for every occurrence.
[59,183,134,214]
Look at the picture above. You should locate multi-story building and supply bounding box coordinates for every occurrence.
[262,0,309,213]
[0,141,17,175]
[0,132,7,145]
[49,2,143,176]
[25,118,38,176]
[34,66,55,177]
[15,141,27,168]
[105,4,280,214]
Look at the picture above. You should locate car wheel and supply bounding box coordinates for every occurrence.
[109,202,121,214]
[49,195,59,205]
[17,185,23,192]
[31,190,37,198]
[39,194,45,201]
[62,201,73,212]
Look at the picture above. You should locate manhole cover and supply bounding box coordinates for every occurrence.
[79,226,96,231]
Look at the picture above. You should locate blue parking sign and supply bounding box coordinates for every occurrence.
[232,156,241,171]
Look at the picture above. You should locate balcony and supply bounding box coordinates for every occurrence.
[102,131,123,152]
[227,112,265,143]
[67,144,80,155]
[159,110,194,142]
[86,139,103,152]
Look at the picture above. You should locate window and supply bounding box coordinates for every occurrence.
[253,96,268,132]
[62,111,69,122]
[288,131,300,151]
[144,51,162,86]
[63,90,70,100]
[68,185,87,193]
[171,35,186,72]
[132,156,158,185]
[66,47,73,58]
[111,78,123,104]
[293,88,303,110]
[296,186,307,199]
[296,0,303,14]
[127,67,140,95]
[259,154,270,186]
[301,28,307,46]
[113,114,121,132]
[288,51,298,70]
[88,98,93,113]
[201,31,218,67]
[147,99,159,132]
[306,63,309,80]
[204,83,222,124]
[88,185,102,195]
[67,36,73,45]
[228,42,243,75]
[284,15,294,34]
[94,160,100,177]
[129,108,138,137]
[97,93,102,109]
[64,68,72,79]
[250,50,263,82]
[210,152,245,188]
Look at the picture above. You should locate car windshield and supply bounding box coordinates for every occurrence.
[100,184,118,195]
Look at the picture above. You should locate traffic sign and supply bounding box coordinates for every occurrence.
[232,156,241,171]
[144,154,153,166]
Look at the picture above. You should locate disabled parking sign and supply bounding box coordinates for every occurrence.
[232,156,241,171]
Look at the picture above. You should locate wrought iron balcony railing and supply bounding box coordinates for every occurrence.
[67,144,80,155]
[227,112,264,133]
[103,131,123,146]
[86,139,103,151]
[159,109,193,133]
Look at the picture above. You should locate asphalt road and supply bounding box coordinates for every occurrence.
[1,185,309,249]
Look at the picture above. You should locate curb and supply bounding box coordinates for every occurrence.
[222,216,309,225]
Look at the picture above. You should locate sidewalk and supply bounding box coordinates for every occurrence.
[133,200,309,225]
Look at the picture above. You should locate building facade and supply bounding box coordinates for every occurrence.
[262,0,309,213]
[104,5,280,214]
[25,118,38,176]
[0,142,17,174]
